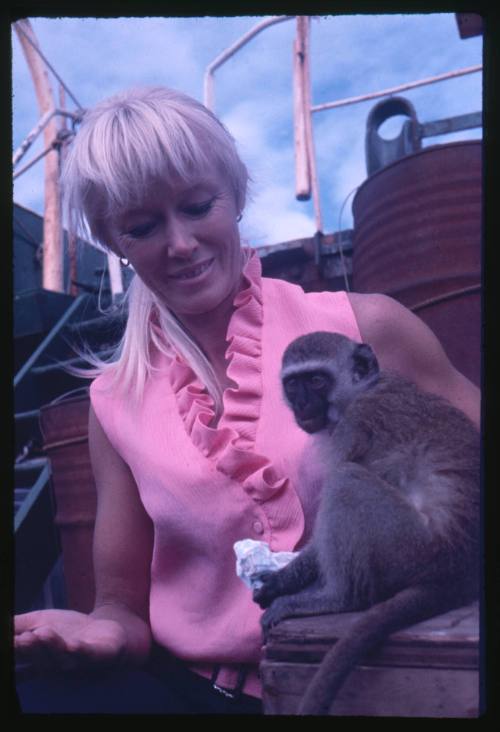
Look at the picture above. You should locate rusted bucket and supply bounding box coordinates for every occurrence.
[352,140,482,387]
[40,392,96,613]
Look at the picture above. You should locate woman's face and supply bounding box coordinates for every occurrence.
[106,170,243,318]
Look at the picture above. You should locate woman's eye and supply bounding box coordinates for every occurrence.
[125,221,157,239]
[182,199,214,217]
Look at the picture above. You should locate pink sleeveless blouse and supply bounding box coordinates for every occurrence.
[90,250,361,697]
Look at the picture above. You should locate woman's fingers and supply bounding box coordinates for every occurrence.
[15,626,69,671]
[15,615,129,672]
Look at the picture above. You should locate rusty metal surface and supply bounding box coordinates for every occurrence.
[352,140,482,386]
[40,394,96,613]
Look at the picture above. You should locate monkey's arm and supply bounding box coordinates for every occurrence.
[348,292,480,429]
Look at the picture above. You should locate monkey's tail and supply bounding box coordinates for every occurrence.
[296,583,455,716]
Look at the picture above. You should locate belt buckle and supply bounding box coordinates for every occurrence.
[211,665,247,700]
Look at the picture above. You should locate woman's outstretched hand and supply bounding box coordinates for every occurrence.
[15,609,130,673]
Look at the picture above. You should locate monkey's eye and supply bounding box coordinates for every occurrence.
[310,374,329,390]
[284,377,298,395]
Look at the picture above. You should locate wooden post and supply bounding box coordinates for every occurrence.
[293,16,311,200]
[14,19,63,293]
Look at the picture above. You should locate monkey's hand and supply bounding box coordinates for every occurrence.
[260,597,295,638]
[252,571,282,609]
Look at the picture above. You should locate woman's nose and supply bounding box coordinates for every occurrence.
[165,218,198,258]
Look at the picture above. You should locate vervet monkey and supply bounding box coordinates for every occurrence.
[253,332,480,715]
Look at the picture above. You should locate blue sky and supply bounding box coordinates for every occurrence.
[12,14,482,248]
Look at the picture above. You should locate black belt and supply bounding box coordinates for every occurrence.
[149,645,250,701]
[210,664,249,700]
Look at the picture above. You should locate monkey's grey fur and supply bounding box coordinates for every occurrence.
[253,332,480,715]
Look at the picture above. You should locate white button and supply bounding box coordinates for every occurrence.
[253,520,264,535]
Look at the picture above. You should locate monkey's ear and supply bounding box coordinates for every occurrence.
[352,343,379,383]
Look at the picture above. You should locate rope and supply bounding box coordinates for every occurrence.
[410,284,481,313]
[15,22,83,111]
[337,185,359,292]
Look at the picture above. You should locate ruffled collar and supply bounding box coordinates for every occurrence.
[166,249,288,503]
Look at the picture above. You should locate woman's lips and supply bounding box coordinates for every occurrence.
[168,258,214,281]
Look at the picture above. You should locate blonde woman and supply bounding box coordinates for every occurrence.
[15,87,480,714]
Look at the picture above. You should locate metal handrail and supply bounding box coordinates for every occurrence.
[311,64,483,114]
[203,17,483,243]
[203,15,294,111]
[14,459,52,532]
[13,107,82,169]
[14,293,88,389]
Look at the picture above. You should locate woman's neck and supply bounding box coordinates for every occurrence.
[176,279,241,391]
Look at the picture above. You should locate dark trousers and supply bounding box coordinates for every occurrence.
[15,646,263,715]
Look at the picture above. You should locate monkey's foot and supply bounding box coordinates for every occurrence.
[260,596,296,637]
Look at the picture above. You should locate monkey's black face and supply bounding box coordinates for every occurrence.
[283,371,331,433]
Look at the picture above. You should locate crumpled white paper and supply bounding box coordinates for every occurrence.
[234,539,298,591]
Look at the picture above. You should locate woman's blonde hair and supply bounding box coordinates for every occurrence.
[62,86,250,417]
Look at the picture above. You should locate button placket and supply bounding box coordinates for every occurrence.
[252,519,264,535]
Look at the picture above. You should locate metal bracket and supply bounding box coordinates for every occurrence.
[366,97,482,175]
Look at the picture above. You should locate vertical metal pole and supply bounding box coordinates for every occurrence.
[58,85,78,296]
[300,17,323,234]
[293,17,311,200]
[204,72,215,112]
[107,252,124,300]
[14,19,64,293]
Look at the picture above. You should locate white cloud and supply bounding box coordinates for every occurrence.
[242,184,315,246]
[12,14,482,243]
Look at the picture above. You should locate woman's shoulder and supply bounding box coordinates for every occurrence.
[262,273,351,305]
[89,363,121,396]
[259,276,361,347]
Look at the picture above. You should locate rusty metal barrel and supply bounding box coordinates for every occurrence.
[352,140,482,386]
[40,392,96,613]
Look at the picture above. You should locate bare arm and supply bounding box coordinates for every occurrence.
[87,403,154,662]
[348,292,481,429]
[15,404,154,669]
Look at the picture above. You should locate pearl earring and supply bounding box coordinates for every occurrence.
[120,257,130,267]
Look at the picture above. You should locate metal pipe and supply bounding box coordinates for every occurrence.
[293,17,311,200]
[107,251,124,300]
[13,108,81,168]
[13,142,56,179]
[14,294,87,389]
[203,15,294,110]
[311,65,482,114]
[300,17,323,233]
[419,111,482,139]
[14,461,52,533]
